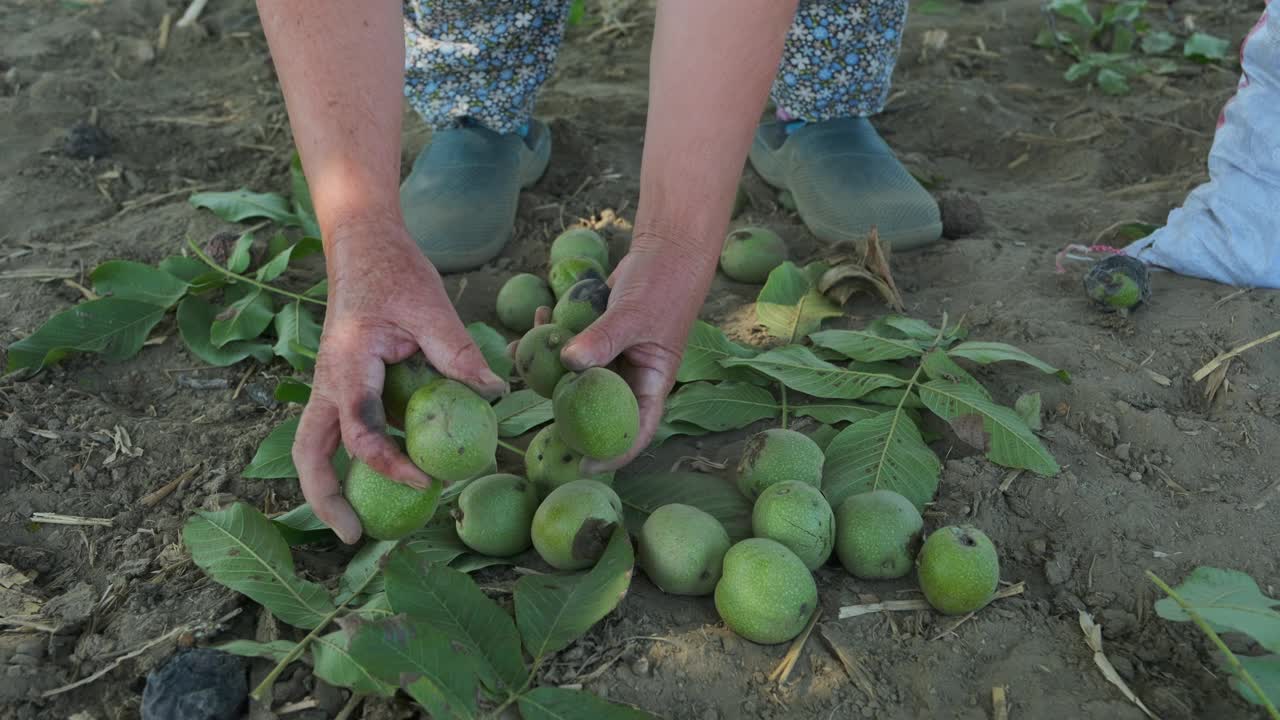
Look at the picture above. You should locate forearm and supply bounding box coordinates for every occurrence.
[257,0,406,246]
[635,0,798,282]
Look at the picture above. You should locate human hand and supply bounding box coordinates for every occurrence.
[558,232,718,473]
[294,217,506,544]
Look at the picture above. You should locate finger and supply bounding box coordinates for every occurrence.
[415,318,507,399]
[533,305,552,326]
[560,305,630,372]
[294,398,362,544]
[335,355,434,491]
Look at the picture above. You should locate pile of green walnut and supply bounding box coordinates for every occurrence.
[346,226,1002,647]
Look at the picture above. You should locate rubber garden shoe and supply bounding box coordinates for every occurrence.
[749,117,941,250]
[401,119,551,273]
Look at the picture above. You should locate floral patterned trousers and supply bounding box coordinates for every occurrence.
[403,0,908,133]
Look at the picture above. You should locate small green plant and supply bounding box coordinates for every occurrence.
[1149,567,1280,717]
[1037,0,1231,95]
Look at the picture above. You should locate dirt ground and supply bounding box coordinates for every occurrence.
[2,0,1277,718]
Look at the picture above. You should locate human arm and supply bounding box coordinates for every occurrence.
[257,1,504,543]
[562,0,799,472]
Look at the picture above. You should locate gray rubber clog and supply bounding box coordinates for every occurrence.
[748,117,942,250]
[401,120,551,273]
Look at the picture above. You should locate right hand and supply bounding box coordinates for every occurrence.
[293,217,506,544]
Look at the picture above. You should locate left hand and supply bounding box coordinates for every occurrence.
[560,233,718,473]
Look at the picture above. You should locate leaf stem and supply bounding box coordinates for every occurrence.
[779,383,789,430]
[186,238,327,307]
[249,556,383,703]
[496,439,526,457]
[1146,571,1280,720]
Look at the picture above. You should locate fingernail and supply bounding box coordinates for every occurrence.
[336,522,362,545]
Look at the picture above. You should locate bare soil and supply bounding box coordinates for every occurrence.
[2,1,1276,718]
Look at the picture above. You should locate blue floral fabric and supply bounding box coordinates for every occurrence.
[402,0,907,133]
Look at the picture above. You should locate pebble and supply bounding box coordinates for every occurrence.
[1114,443,1131,461]
[1128,471,1143,482]
[629,656,650,677]
[8,653,38,666]
[141,649,246,720]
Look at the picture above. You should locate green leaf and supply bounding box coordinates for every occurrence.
[176,297,273,367]
[567,0,586,25]
[1097,67,1130,95]
[613,471,751,541]
[272,502,334,545]
[947,341,1070,382]
[722,345,906,400]
[822,411,941,510]
[663,382,778,432]
[790,403,881,425]
[519,687,655,720]
[1154,567,1280,654]
[313,631,396,697]
[871,316,966,346]
[158,255,208,283]
[1185,32,1230,63]
[1015,392,1043,431]
[290,152,321,238]
[1234,654,1280,707]
[810,329,926,362]
[806,423,841,452]
[467,322,513,380]
[216,639,297,662]
[227,233,255,274]
[244,417,301,479]
[921,348,990,398]
[256,237,322,283]
[90,260,190,308]
[917,381,1060,476]
[676,320,762,384]
[493,390,553,437]
[383,544,528,691]
[649,421,711,448]
[515,527,634,659]
[273,301,323,371]
[346,616,480,717]
[275,378,312,405]
[210,288,275,348]
[305,279,328,299]
[1048,0,1095,30]
[182,502,335,628]
[190,189,301,226]
[755,262,843,342]
[336,540,400,605]
[1141,30,1177,54]
[450,553,518,574]
[6,298,168,373]
[862,387,926,409]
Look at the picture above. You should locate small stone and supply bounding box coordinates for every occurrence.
[1027,538,1048,556]
[312,680,348,716]
[1044,552,1073,585]
[63,122,111,159]
[1110,655,1136,681]
[1114,443,1131,461]
[1128,471,1143,482]
[702,709,719,720]
[141,649,246,720]
[9,653,38,666]
[15,638,44,659]
[937,192,984,239]
[629,656,650,678]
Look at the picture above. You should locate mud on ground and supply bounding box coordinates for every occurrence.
[2,0,1277,718]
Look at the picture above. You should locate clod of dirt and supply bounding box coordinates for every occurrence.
[735,428,824,500]
[345,458,442,540]
[62,121,110,159]
[719,227,788,284]
[834,490,923,579]
[750,481,835,570]
[404,379,498,484]
[714,538,817,645]
[141,648,246,720]
[551,367,639,461]
[454,473,539,557]
[1084,255,1151,312]
[530,479,623,570]
[382,354,440,429]
[497,273,555,333]
[203,230,241,267]
[515,323,575,398]
[917,525,1000,616]
[548,256,606,299]
[638,504,731,596]
[552,277,610,332]
[525,423,614,496]
[550,227,610,270]
[937,192,984,239]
